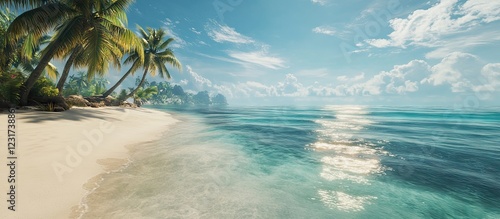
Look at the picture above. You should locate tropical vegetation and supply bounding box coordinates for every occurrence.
[103,26,181,100]
[121,77,228,106]
[0,2,227,109]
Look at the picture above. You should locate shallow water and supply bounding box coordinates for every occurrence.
[81,105,500,218]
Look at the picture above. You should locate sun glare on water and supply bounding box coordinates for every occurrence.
[311,106,385,212]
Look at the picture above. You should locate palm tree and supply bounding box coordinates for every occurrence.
[73,71,88,94]
[133,86,158,107]
[1,8,60,106]
[102,26,180,98]
[92,76,109,95]
[14,35,59,81]
[0,1,46,8]
[0,7,16,70]
[118,26,181,101]
[56,45,82,93]
[3,0,143,105]
[101,46,141,97]
[135,76,150,89]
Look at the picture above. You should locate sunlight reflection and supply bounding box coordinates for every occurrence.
[321,156,381,175]
[312,106,385,212]
[318,190,377,212]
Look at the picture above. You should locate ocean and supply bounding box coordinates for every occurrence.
[80,105,500,218]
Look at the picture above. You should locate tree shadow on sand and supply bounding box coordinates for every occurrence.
[18,107,131,123]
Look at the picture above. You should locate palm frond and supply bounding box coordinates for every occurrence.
[48,16,85,59]
[44,62,58,80]
[100,0,133,20]
[124,58,142,76]
[160,62,170,79]
[136,25,148,41]
[101,18,143,62]
[6,2,73,44]
[158,37,175,50]
[123,52,139,64]
[82,21,108,78]
[0,0,46,8]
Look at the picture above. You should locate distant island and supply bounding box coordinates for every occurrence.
[134,78,228,107]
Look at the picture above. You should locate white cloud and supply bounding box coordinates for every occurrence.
[296,68,330,78]
[311,0,328,6]
[134,8,142,15]
[173,66,236,98]
[312,26,337,35]
[366,0,500,50]
[228,51,286,70]
[364,39,392,48]
[337,73,365,82]
[481,63,500,85]
[179,65,213,92]
[384,60,432,94]
[459,0,500,23]
[206,20,255,44]
[421,52,500,95]
[424,30,500,58]
[238,81,278,97]
[422,52,481,92]
[334,60,432,96]
[190,27,201,35]
[277,74,309,97]
[473,63,500,95]
[162,19,186,48]
[184,55,499,101]
[360,73,386,95]
[203,20,286,70]
[225,56,499,99]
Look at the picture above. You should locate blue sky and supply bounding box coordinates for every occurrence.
[105,0,500,106]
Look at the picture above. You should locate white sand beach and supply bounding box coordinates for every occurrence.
[0,107,178,219]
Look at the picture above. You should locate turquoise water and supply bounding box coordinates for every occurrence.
[82,106,500,218]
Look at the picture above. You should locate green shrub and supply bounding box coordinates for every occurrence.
[40,86,59,97]
[117,89,127,101]
[30,77,59,98]
[0,70,24,105]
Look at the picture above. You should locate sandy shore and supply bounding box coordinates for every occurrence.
[0,107,178,218]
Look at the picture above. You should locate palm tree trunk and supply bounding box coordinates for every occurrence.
[122,67,148,101]
[19,44,57,105]
[56,46,81,93]
[102,69,133,98]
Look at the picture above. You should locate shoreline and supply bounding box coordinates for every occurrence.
[0,107,178,219]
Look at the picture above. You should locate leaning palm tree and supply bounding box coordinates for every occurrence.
[1,8,58,86]
[117,26,181,101]
[102,26,180,98]
[4,0,143,105]
[56,45,82,93]
[14,35,59,81]
[101,46,142,97]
